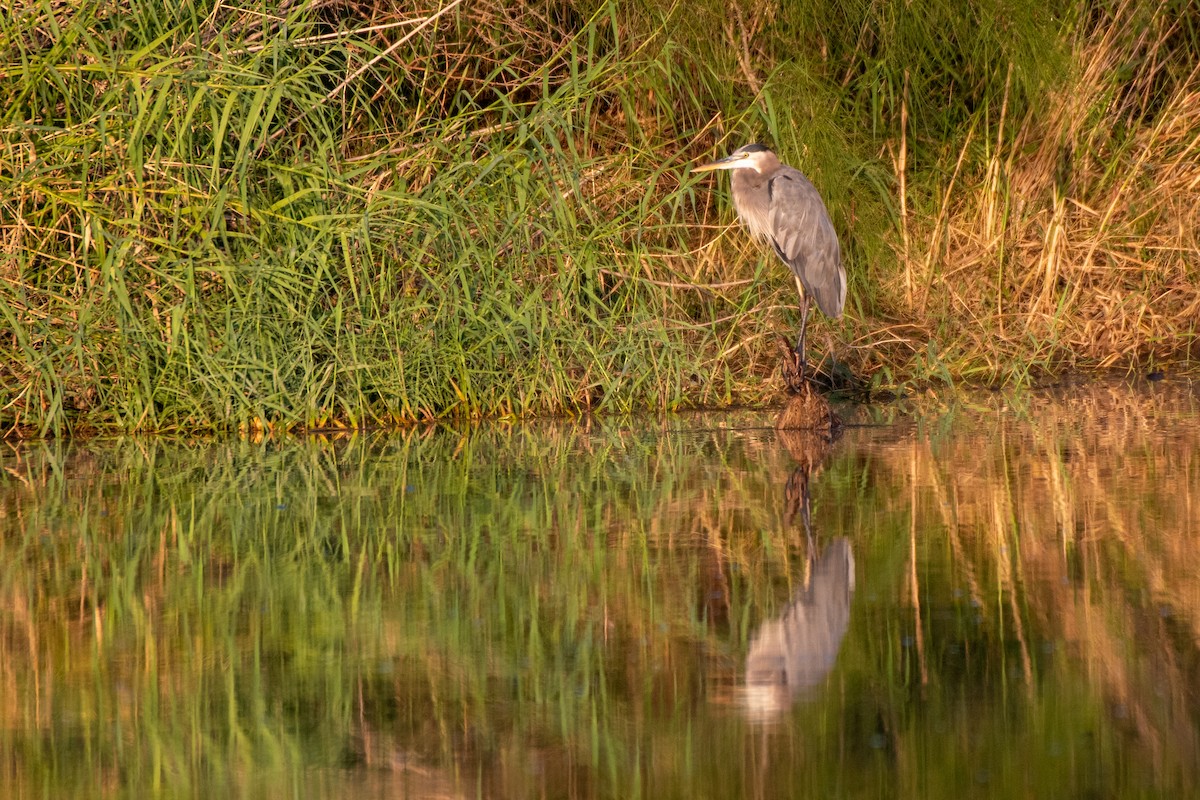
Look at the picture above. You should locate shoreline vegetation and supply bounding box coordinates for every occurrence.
[2,0,1198,436]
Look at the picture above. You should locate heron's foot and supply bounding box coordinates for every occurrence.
[777,338,810,393]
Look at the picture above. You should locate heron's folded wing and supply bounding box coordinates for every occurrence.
[767,169,845,318]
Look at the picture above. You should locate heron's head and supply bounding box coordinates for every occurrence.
[693,143,777,175]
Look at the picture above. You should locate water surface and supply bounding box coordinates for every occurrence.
[2,381,1198,798]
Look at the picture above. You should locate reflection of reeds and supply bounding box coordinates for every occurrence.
[869,383,1200,779]
[0,414,832,795]
[1,387,1198,794]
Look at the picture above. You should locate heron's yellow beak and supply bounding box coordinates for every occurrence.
[692,154,740,173]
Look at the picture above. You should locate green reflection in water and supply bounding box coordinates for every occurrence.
[1,382,1198,798]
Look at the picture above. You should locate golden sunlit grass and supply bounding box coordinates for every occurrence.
[882,1,1200,380]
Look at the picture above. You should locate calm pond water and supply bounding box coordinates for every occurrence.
[2,381,1198,798]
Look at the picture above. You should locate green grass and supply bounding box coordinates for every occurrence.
[2,0,1198,435]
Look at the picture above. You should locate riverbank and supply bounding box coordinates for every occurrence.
[3,0,1197,436]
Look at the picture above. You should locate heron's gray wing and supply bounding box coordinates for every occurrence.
[766,168,845,318]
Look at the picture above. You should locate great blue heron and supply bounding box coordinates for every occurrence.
[694,144,845,384]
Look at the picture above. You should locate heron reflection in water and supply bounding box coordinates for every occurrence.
[741,422,854,721]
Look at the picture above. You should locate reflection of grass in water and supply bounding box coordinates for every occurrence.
[826,382,1200,794]
[0,385,1198,796]
[0,421,799,795]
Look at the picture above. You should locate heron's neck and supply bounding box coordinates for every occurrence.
[731,170,773,240]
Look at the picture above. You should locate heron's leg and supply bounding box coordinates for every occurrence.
[793,275,811,382]
[796,301,811,381]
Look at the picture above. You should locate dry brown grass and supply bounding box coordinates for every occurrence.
[880,0,1200,379]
